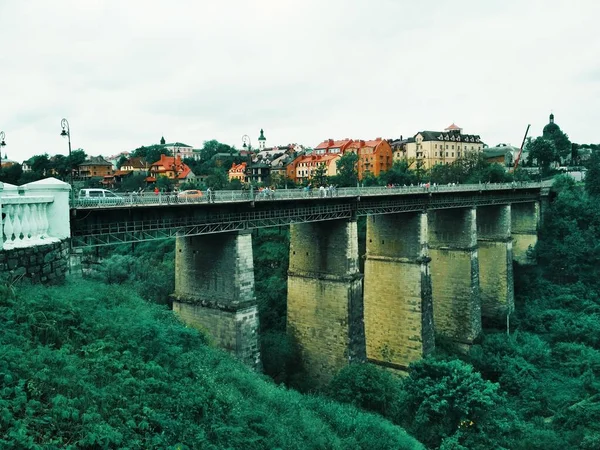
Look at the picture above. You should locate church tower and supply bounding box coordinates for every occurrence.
[258,129,266,150]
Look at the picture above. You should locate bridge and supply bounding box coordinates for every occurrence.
[1,179,548,385]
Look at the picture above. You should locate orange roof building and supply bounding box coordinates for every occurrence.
[228,162,247,182]
[346,138,393,180]
[289,153,341,184]
[148,154,194,183]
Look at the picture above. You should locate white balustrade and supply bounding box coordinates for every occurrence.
[0,178,71,250]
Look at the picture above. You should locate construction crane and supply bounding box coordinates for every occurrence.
[512,124,531,172]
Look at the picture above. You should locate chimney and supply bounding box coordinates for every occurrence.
[360,140,365,146]
[328,139,334,146]
[376,137,382,140]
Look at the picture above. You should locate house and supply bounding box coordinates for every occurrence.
[346,138,393,180]
[146,154,194,184]
[483,144,520,167]
[159,136,197,160]
[78,156,114,179]
[228,162,247,183]
[289,153,341,184]
[403,123,484,169]
[246,161,271,184]
[270,153,295,178]
[121,157,150,173]
[314,138,353,155]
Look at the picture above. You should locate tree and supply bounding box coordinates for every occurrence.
[543,125,571,163]
[205,168,228,190]
[585,151,600,198]
[311,163,328,187]
[399,358,504,449]
[0,163,23,185]
[133,144,170,164]
[155,175,174,191]
[117,154,128,169]
[120,174,147,192]
[335,152,358,187]
[526,137,557,174]
[380,160,418,186]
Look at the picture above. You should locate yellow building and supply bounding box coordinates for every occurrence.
[395,124,484,169]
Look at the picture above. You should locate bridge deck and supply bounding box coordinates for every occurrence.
[70,183,544,248]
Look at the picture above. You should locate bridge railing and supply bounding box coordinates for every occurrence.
[0,178,71,250]
[72,182,542,208]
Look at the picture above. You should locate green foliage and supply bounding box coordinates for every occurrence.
[132,144,171,164]
[0,163,23,185]
[325,363,402,418]
[120,173,148,192]
[543,123,571,162]
[311,163,328,186]
[526,137,557,174]
[155,175,175,191]
[399,358,504,449]
[0,279,423,449]
[334,152,359,187]
[585,150,600,198]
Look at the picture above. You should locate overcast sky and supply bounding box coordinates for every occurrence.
[1,0,599,161]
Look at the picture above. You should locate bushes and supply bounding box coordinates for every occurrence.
[0,279,423,449]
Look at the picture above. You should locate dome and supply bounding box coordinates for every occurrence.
[542,112,560,136]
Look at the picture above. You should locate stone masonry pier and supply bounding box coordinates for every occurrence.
[428,207,481,346]
[172,231,260,371]
[287,219,365,387]
[363,212,434,370]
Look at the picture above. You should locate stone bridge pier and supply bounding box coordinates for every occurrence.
[511,201,539,265]
[363,211,434,370]
[172,231,260,371]
[477,204,514,325]
[287,218,365,387]
[428,207,481,346]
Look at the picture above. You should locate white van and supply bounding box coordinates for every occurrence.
[78,189,124,206]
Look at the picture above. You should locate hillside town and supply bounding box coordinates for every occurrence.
[0,112,592,193]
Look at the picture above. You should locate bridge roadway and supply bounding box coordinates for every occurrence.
[70,182,544,248]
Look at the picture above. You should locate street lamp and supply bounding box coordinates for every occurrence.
[242,134,252,152]
[60,118,73,201]
[0,131,6,161]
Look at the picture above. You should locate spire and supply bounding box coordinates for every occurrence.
[549,112,554,123]
[258,128,266,150]
[160,135,166,145]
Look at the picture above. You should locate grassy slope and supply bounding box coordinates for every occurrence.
[0,279,423,450]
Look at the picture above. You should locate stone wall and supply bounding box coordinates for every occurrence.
[428,208,481,345]
[173,302,260,370]
[172,231,260,371]
[511,201,539,265]
[477,205,514,324]
[287,219,365,387]
[0,240,69,283]
[364,211,434,370]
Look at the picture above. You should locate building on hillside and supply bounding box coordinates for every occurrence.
[211,152,239,167]
[21,161,31,172]
[107,151,131,169]
[403,123,484,169]
[270,153,295,178]
[78,156,114,179]
[390,135,413,161]
[121,157,150,173]
[246,161,271,184]
[483,144,521,167]
[1,155,18,168]
[146,154,194,185]
[289,153,341,184]
[228,162,247,183]
[159,136,198,160]
[314,138,353,155]
[346,138,393,180]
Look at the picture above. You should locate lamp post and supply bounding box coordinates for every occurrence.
[242,134,252,152]
[0,131,6,161]
[60,118,73,201]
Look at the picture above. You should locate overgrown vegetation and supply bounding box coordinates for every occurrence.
[0,279,422,449]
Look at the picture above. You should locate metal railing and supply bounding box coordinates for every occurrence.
[73,182,543,208]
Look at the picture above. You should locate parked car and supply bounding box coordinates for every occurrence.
[78,188,124,206]
[177,190,203,201]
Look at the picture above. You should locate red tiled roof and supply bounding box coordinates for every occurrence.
[150,154,192,179]
[145,176,156,182]
[315,139,354,151]
[445,123,461,131]
[114,170,132,176]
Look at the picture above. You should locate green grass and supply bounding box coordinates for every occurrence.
[0,279,423,449]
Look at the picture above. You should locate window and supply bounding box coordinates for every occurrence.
[446,152,448,157]
[451,145,454,150]
[451,152,454,157]
[435,152,438,156]
[457,151,461,157]
[446,145,448,149]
